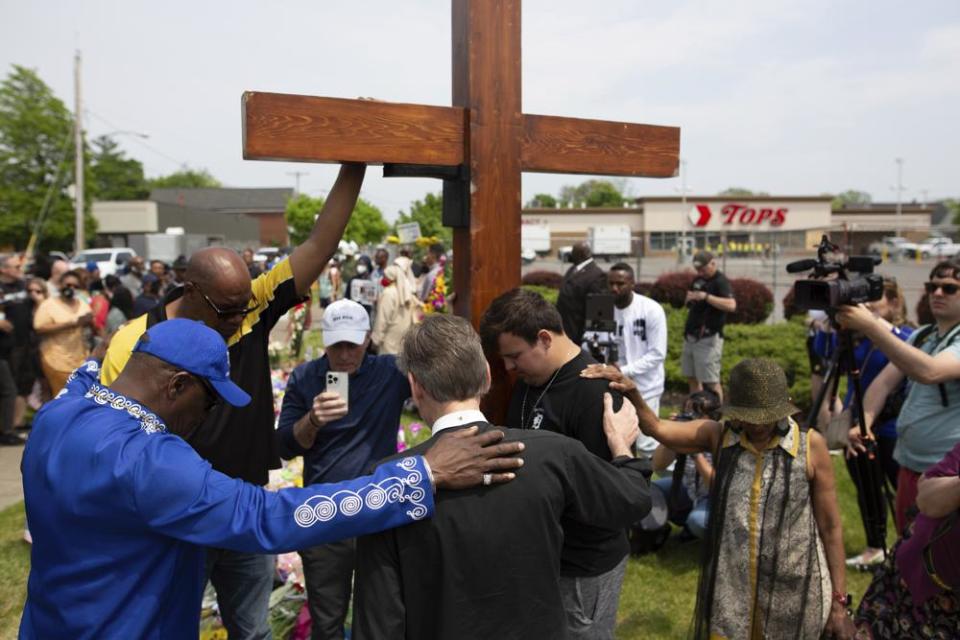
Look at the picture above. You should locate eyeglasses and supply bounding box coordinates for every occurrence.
[924,282,960,296]
[192,375,222,412]
[189,283,258,319]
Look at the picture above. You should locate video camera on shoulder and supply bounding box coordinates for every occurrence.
[584,293,619,364]
[786,235,883,312]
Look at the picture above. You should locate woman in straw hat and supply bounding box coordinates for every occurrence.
[583,358,856,640]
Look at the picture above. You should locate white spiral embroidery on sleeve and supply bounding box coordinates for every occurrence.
[293,458,429,528]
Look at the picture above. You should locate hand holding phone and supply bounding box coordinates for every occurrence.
[310,392,348,429]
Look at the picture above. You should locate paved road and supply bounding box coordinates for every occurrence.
[524,254,934,323]
[0,444,25,511]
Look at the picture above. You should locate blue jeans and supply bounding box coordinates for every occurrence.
[652,477,710,539]
[206,548,275,640]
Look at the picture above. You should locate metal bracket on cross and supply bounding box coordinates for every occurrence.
[382,163,471,229]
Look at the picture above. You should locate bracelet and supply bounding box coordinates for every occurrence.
[832,591,851,607]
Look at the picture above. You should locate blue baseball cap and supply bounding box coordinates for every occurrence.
[133,318,251,407]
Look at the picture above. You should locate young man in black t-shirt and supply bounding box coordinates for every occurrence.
[480,288,637,639]
[682,251,736,402]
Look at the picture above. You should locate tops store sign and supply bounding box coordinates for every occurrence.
[688,203,787,228]
[641,198,831,233]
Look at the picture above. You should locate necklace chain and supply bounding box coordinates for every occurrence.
[521,366,562,429]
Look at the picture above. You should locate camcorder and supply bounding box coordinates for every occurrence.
[787,235,883,312]
[584,293,619,364]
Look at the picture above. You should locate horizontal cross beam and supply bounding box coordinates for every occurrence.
[243,92,679,178]
[242,93,466,166]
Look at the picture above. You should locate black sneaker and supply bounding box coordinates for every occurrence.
[0,433,25,446]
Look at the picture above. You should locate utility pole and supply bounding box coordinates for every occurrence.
[286,171,309,195]
[74,50,84,253]
[676,158,690,264]
[893,157,905,239]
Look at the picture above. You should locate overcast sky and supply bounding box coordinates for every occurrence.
[2,0,958,220]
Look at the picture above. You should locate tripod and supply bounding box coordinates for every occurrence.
[808,326,893,557]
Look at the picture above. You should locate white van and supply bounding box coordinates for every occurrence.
[69,248,137,277]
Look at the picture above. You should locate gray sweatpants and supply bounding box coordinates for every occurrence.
[559,554,629,639]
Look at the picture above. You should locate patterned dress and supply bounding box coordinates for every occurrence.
[708,419,832,639]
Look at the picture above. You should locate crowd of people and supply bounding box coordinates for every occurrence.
[5,164,960,640]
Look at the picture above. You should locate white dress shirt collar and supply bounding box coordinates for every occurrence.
[431,409,488,435]
[574,257,595,272]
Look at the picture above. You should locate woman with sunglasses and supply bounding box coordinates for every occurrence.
[838,259,960,535]
[814,277,913,569]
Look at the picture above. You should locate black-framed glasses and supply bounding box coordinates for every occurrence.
[192,375,222,412]
[924,282,960,296]
[189,282,258,319]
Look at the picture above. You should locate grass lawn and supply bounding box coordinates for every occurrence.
[0,454,888,640]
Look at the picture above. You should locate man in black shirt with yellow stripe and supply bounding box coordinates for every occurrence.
[100,165,368,639]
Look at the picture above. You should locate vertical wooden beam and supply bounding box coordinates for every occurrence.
[452,0,522,423]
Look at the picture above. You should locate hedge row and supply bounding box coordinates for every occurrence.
[663,307,811,411]
[522,269,774,325]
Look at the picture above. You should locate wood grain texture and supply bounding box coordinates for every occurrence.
[522,114,680,177]
[242,93,464,165]
[452,0,523,424]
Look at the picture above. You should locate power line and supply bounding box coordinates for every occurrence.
[84,108,187,169]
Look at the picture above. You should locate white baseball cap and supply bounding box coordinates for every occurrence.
[321,299,370,345]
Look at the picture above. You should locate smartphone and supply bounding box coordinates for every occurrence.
[325,371,349,412]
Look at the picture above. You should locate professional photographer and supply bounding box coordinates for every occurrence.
[604,263,667,457]
[650,390,720,540]
[814,277,913,568]
[681,251,736,402]
[837,258,960,533]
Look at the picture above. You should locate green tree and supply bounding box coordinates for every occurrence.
[147,168,221,189]
[526,193,558,208]
[285,193,324,246]
[947,199,960,227]
[717,187,770,197]
[0,65,95,252]
[285,194,389,247]
[831,189,872,210]
[343,197,389,245]
[395,192,452,245]
[90,134,149,200]
[558,179,624,207]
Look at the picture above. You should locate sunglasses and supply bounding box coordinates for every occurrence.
[189,283,258,319]
[192,374,222,412]
[924,282,960,296]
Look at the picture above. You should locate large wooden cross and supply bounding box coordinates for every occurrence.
[242,0,679,417]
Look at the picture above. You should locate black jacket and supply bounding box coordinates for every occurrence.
[557,260,608,343]
[352,422,650,640]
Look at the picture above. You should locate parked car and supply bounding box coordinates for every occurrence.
[917,237,960,259]
[521,247,537,265]
[68,248,137,276]
[868,237,915,257]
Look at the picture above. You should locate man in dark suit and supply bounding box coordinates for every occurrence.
[352,315,650,640]
[557,241,608,343]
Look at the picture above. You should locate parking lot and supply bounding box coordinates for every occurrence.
[523,254,936,323]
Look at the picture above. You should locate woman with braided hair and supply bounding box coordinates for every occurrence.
[583,358,857,639]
